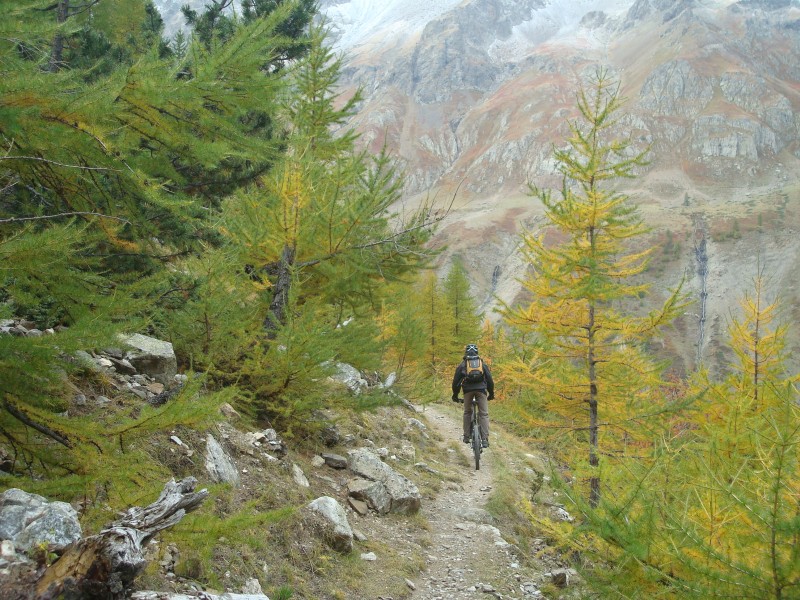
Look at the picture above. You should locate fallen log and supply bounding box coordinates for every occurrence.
[34,477,208,600]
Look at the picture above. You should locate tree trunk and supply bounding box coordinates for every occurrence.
[34,478,208,600]
[587,304,600,508]
[264,243,295,335]
[48,1,69,73]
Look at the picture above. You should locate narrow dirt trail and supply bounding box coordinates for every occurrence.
[409,403,541,600]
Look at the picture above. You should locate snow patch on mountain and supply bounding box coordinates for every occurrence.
[320,0,637,59]
[320,0,464,51]
[487,0,633,61]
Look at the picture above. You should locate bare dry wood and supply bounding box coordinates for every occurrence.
[34,478,208,600]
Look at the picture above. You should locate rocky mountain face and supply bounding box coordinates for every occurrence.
[152,0,800,371]
[317,0,800,374]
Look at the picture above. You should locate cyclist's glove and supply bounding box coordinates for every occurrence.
[451,394,459,402]
[487,394,494,401]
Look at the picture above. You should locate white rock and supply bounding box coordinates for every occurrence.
[292,464,310,488]
[204,434,240,487]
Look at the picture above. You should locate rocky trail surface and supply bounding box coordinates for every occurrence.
[405,404,544,600]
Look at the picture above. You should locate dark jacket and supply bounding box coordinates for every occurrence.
[452,359,494,397]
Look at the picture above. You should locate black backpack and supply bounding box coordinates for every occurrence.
[463,356,485,383]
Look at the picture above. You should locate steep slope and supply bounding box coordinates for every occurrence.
[319,0,800,373]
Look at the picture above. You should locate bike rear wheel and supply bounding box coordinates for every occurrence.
[471,417,481,470]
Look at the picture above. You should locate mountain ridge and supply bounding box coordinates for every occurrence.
[315,0,800,374]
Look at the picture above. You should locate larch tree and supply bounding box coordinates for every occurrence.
[218,25,442,422]
[574,276,800,599]
[378,284,429,377]
[416,271,451,378]
[0,0,312,495]
[443,258,482,350]
[502,69,686,506]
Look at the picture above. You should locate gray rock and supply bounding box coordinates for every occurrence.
[311,455,326,468]
[321,453,348,469]
[347,448,421,514]
[0,488,82,552]
[360,551,377,561]
[204,434,240,487]
[241,578,263,594]
[219,403,240,420]
[347,478,391,515]
[328,362,368,394]
[102,347,125,359]
[638,60,713,119]
[319,424,340,447]
[108,356,137,375]
[521,581,543,597]
[395,443,416,462]
[306,496,353,553]
[348,497,369,516]
[120,333,177,385]
[406,418,427,432]
[691,114,779,160]
[551,568,579,587]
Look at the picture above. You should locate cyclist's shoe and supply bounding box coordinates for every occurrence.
[463,436,470,444]
[481,440,489,448]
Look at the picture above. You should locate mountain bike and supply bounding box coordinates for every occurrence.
[459,396,483,470]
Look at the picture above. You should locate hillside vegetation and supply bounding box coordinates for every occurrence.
[1,2,798,599]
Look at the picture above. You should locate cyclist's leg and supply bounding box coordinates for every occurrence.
[475,391,489,444]
[463,390,477,441]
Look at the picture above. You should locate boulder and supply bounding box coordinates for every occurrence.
[305,497,353,553]
[0,488,82,553]
[328,362,368,394]
[120,333,177,385]
[204,434,240,487]
[347,448,421,514]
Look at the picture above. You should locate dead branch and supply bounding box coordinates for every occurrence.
[0,212,130,225]
[34,478,208,600]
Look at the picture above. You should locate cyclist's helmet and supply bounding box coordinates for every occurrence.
[464,344,479,358]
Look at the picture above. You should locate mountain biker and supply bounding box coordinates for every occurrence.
[451,343,494,448]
